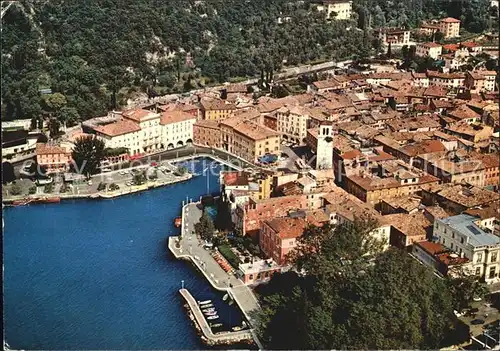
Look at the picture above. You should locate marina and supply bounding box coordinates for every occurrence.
[179,288,254,346]
[4,158,249,350]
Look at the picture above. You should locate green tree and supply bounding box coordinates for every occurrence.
[43,93,67,114]
[194,210,216,242]
[215,196,233,232]
[447,267,488,312]
[48,118,61,138]
[71,136,106,177]
[10,183,22,195]
[57,106,80,127]
[97,182,107,191]
[28,185,37,194]
[257,219,466,350]
[109,183,120,191]
[133,173,146,185]
[44,183,54,193]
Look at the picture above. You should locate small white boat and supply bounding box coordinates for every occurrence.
[232,326,242,332]
[210,323,223,328]
[207,315,219,320]
[201,303,214,309]
[198,300,212,305]
[222,293,229,301]
[204,311,218,316]
[203,307,216,313]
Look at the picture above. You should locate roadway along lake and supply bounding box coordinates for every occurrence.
[4,158,243,350]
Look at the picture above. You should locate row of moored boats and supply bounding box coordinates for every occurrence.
[198,300,221,324]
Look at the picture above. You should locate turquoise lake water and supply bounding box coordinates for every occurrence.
[3,158,246,349]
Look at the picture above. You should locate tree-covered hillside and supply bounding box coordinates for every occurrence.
[1,0,492,124]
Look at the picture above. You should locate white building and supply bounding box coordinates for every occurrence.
[316,124,333,169]
[276,106,310,145]
[434,214,500,283]
[160,110,196,149]
[416,42,443,59]
[93,107,196,156]
[316,0,353,20]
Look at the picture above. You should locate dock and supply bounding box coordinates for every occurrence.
[179,288,254,346]
[169,201,264,349]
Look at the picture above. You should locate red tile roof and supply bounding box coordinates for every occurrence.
[265,217,308,239]
[122,109,158,122]
[440,17,460,23]
[94,119,141,137]
[160,110,195,125]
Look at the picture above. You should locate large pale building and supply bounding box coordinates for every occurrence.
[232,121,281,162]
[159,110,196,149]
[316,0,353,20]
[276,105,310,145]
[94,107,195,156]
[439,17,461,39]
[434,214,500,283]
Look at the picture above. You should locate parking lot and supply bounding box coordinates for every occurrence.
[3,160,184,198]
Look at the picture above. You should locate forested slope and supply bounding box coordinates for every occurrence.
[0,0,492,124]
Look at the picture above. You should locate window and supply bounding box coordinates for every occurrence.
[476,253,483,263]
[476,267,481,276]
[492,252,498,263]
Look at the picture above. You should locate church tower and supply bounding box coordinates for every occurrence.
[316,124,333,169]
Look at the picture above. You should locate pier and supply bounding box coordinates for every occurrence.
[168,201,264,349]
[179,288,254,346]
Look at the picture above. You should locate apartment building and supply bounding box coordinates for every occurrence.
[421,183,498,215]
[260,217,308,265]
[36,143,72,174]
[200,99,236,120]
[375,27,411,46]
[121,109,163,154]
[232,121,280,162]
[193,119,221,148]
[94,119,142,155]
[417,151,486,187]
[344,160,440,205]
[160,110,196,148]
[465,71,498,93]
[439,17,461,39]
[435,214,500,283]
[427,71,466,89]
[416,42,442,59]
[316,0,352,20]
[276,105,310,144]
[322,188,391,251]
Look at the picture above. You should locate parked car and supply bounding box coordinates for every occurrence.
[473,296,483,302]
[471,319,485,325]
[119,171,126,175]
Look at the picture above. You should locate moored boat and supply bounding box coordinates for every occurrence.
[203,311,217,316]
[37,196,61,204]
[232,326,242,332]
[174,217,182,227]
[198,300,211,305]
[201,303,214,309]
[210,323,223,328]
[206,315,219,320]
[203,307,216,313]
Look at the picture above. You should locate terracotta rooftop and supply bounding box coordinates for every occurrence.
[428,183,498,208]
[122,109,159,122]
[94,119,141,137]
[415,241,448,256]
[383,211,432,238]
[265,217,308,239]
[420,42,442,48]
[200,99,236,111]
[440,17,461,23]
[222,171,250,186]
[36,143,70,155]
[464,200,500,221]
[233,121,279,141]
[401,140,447,157]
[160,110,195,125]
[194,119,220,129]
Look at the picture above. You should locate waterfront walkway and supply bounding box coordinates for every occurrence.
[179,288,254,345]
[168,202,263,349]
